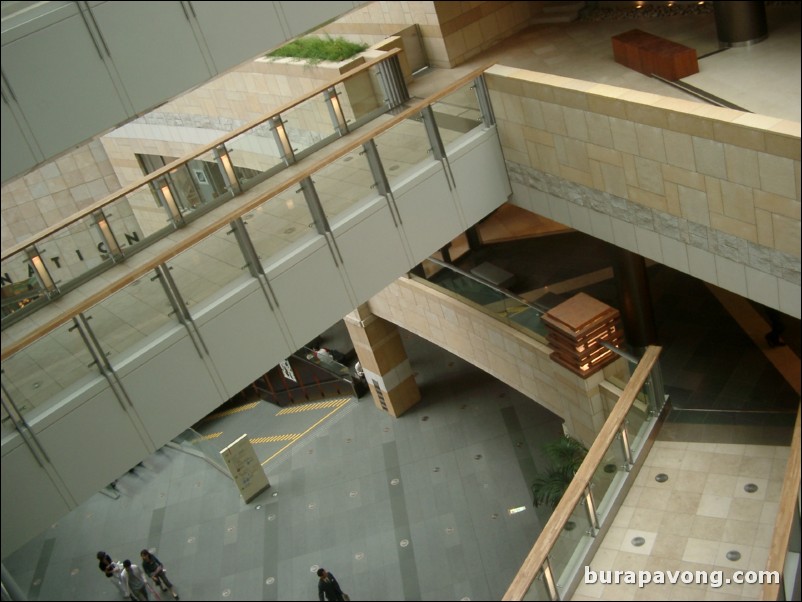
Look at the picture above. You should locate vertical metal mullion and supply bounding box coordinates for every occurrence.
[299,177,343,266]
[362,140,402,226]
[1,380,50,465]
[157,263,209,357]
[473,74,496,126]
[230,217,279,309]
[420,105,456,189]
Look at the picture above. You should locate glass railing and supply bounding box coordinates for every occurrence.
[0,49,405,330]
[505,345,664,601]
[418,257,552,341]
[0,67,496,428]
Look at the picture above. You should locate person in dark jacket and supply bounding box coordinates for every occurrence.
[317,567,345,601]
[140,549,179,599]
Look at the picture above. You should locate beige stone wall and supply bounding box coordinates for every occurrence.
[367,276,629,445]
[486,65,801,317]
[315,1,540,69]
[1,142,121,253]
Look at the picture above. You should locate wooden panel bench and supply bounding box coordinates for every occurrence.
[611,29,699,80]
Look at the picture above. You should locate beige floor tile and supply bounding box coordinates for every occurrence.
[629,508,666,531]
[708,453,744,476]
[738,456,774,478]
[758,500,779,524]
[733,476,768,500]
[612,504,635,528]
[727,498,763,522]
[598,583,636,601]
[668,490,702,515]
[635,466,677,490]
[682,538,720,564]
[659,511,696,537]
[721,518,759,546]
[763,479,783,502]
[703,473,738,497]
[752,525,775,548]
[621,528,657,555]
[748,545,770,569]
[636,487,671,511]
[600,525,627,550]
[743,444,778,458]
[691,515,728,541]
[713,443,746,456]
[673,469,708,493]
[680,451,717,472]
[649,532,689,560]
[697,494,732,519]
[588,546,620,571]
[622,485,645,507]
[614,551,650,572]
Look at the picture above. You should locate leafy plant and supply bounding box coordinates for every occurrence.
[268,36,368,63]
[531,435,588,509]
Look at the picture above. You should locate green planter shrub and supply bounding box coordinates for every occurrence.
[268,36,368,63]
[531,435,588,509]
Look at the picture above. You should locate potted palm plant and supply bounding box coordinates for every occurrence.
[531,435,588,527]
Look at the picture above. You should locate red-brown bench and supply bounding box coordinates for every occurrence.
[611,29,699,80]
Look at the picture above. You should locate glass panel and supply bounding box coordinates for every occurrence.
[282,93,337,159]
[522,569,553,601]
[591,433,627,517]
[172,428,228,474]
[2,320,96,419]
[104,186,173,255]
[0,252,46,320]
[431,82,482,146]
[166,163,204,216]
[165,224,250,313]
[192,149,233,204]
[245,187,316,264]
[373,116,434,188]
[84,271,177,365]
[34,215,114,289]
[225,123,285,188]
[336,70,384,128]
[624,380,650,455]
[314,149,377,221]
[550,499,593,589]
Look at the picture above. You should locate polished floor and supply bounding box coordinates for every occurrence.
[3,3,800,601]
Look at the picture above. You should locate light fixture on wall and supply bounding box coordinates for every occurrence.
[323,87,349,136]
[93,211,122,259]
[214,144,241,193]
[157,178,184,226]
[269,115,295,165]
[25,246,57,296]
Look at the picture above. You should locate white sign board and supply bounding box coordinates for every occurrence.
[279,359,297,382]
[220,434,270,503]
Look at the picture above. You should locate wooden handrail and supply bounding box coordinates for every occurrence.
[1,63,492,361]
[1,48,401,261]
[762,404,801,601]
[503,345,662,601]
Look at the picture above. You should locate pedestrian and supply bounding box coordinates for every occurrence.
[765,307,787,347]
[141,549,179,600]
[317,567,349,601]
[97,551,127,599]
[120,559,150,601]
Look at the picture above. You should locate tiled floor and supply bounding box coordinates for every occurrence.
[2,3,801,601]
[572,441,789,601]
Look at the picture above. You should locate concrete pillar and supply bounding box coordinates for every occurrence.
[344,304,421,417]
[714,1,768,47]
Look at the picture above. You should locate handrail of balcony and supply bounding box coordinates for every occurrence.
[503,344,662,601]
[0,48,401,262]
[763,403,801,601]
[0,62,493,361]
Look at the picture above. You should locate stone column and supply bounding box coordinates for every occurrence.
[610,247,658,348]
[344,304,421,417]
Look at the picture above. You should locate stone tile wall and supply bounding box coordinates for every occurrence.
[485,65,801,318]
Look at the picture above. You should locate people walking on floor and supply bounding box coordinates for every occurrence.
[317,567,348,601]
[141,549,179,600]
[97,551,127,598]
[764,307,787,347]
[120,559,150,601]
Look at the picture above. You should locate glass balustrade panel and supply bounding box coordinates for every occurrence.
[244,187,317,266]
[430,82,483,147]
[591,433,628,518]
[83,270,178,366]
[550,499,593,589]
[102,186,175,255]
[0,252,47,321]
[314,150,377,222]
[164,224,250,314]
[2,320,97,420]
[522,568,553,601]
[624,381,651,457]
[373,117,434,189]
[282,94,338,160]
[223,125,285,189]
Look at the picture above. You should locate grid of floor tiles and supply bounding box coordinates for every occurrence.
[572,440,790,601]
[2,333,566,601]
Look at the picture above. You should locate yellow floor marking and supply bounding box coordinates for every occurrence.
[200,401,260,422]
[199,432,223,441]
[249,434,299,444]
[262,399,351,466]
[275,398,349,415]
